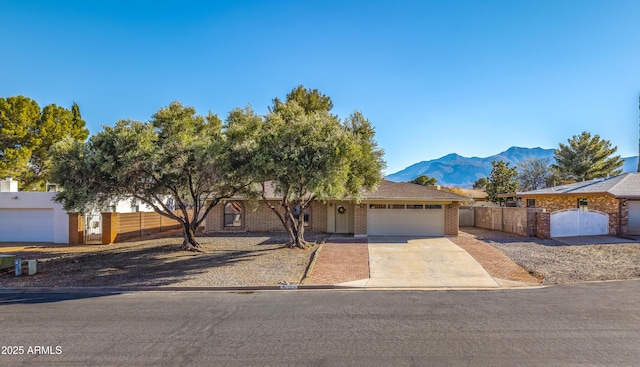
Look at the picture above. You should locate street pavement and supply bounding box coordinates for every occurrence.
[2,280,640,366]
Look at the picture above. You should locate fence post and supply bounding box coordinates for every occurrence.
[68,213,83,245]
[101,212,119,244]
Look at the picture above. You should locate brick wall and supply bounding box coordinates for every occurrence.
[205,200,328,233]
[354,204,367,236]
[531,195,618,214]
[444,202,459,235]
[536,212,551,239]
[529,194,624,236]
[619,199,629,235]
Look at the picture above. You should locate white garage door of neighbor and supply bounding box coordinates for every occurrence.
[550,209,609,237]
[0,209,54,242]
[629,201,640,235]
[367,204,445,236]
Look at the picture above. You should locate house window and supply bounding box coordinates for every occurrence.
[369,204,386,209]
[578,198,588,211]
[526,199,536,208]
[224,201,243,227]
[406,204,423,209]
[390,204,405,209]
[292,205,310,226]
[425,204,443,209]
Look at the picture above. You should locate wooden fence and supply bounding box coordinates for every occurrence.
[459,206,543,237]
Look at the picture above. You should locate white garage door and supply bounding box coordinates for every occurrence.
[0,209,54,242]
[550,209,608,237]
[367,204,445,236]
[629,201,640,235]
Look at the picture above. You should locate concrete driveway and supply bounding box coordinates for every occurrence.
[340,236,500,289]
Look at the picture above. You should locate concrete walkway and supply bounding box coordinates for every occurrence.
[339,237,501,289]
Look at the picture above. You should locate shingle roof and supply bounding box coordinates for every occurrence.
[244,180,470,201]
[363,180,470,201]
[517,173,640,199]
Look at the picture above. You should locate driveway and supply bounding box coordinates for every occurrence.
[340,237,501,289]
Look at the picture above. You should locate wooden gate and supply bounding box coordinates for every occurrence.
[550,209,608,237]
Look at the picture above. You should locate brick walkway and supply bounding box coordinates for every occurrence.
[450,232,541,284]
[303,243,369,285]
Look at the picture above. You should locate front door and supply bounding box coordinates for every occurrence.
[335,203,354,233]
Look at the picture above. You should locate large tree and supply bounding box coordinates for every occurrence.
[409,175,437,186]
[486,160,519,205]
[553,131,623,181]
[518,157,552,191]
[0,96,88,190]
[51,102,255,251]
[253,87,385,248]
[472,177,488,190]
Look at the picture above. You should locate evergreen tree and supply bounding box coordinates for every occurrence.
[486,160,519,205]
[409,175,437,186]
[552,131,623,181]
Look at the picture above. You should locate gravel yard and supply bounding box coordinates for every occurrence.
[0,232,326,288]
[461,227,640,285]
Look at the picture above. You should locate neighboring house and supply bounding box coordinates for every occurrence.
[511,173,640,237]
[0,178,69,243]
[205,180,470,237]
[443,188,497,207]
[0,177,174,244]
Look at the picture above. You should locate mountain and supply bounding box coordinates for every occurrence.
[387,147,639,187]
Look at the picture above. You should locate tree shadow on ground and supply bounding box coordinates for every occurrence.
[1,238,286,288]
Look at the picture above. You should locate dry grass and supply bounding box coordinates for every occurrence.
[0,232,327,288]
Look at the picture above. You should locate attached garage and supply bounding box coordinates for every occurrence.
[0,208,55,242]
[550,209,609,237]
[629,200,640,235]
[367,203,445,236]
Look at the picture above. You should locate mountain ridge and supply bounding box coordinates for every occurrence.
[386,147,639,187]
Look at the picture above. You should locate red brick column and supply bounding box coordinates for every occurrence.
[444,202,459,235]
[536,212,550,239]
[354,204,367,237]
[101,212,119,244]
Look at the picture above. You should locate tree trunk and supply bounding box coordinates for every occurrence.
[285,219,308,249]
[180,223,201,251]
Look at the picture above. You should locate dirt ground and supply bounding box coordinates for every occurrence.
[0,231,326,288]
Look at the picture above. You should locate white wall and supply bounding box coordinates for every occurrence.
[0,192,68,243]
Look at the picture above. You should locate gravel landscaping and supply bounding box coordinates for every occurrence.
[461,227,640,285]
[0,232,327,288]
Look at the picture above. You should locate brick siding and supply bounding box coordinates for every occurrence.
[354,204,367,236]
[444,202,459,235]
[205,200,328,233]
[529,194,627,236]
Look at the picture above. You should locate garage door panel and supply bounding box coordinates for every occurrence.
[367,206,444,236]
[0,209,54,242]
[629,201,640,235]
[550,209,608,237]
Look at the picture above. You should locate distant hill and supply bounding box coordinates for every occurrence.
[387,146,639,187]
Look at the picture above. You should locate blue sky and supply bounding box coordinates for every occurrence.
[1,0,639,174]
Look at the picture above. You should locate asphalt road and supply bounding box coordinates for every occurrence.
[2,281,640,366]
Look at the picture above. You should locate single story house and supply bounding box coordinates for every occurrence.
[205,180,470,237]
[510,172,640,237]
